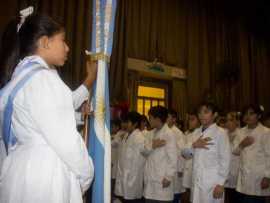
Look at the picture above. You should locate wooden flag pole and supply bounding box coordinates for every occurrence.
[83,102,89,203]
[83,51,98,203]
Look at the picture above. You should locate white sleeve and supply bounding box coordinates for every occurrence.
[164,133,178,181]
[262,130,270,178]
[181,131,198,159]
[176,131,185,172]
[28,71,94,193]
[232,130,246,155]
[216,130,231,185]
[141,131,155,156]
[132,132,146,152]
[75,111,84,126]
[72,85,90,110]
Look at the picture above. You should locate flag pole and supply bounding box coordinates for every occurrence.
[83,104,89,203]
[82,51,98,203]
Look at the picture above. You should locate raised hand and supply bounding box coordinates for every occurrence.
[152,138,166,149]
[239,136,254,149]
[213,185,224,199]
[84,59,98,89]
[192,136,213,149]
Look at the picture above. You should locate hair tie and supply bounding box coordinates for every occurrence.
[17,6,34,32]
[260,105,265,112]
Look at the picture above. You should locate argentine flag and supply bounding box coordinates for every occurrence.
[87,0,117,203]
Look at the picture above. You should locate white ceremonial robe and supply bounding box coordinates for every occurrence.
[114,129,146,199]
[143,124,178,201]
[171,125,186,194]
[225,128,241,189]
[182,130,197,189]
[0,56,94,203]
[234,123,270,196]
[111,130,126,180]
[190,124,231,203]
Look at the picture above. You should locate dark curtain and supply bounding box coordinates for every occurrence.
[0,0,92,89]
[109,0,270,114]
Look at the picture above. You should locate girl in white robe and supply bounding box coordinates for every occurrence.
[115,112,146,202]
[167,109,186,203]
[233,105,270,203]
[182,112,200,203]
[0,14,95,203]
[224,112,241,203]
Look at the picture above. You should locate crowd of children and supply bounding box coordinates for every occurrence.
[110,103,270,203]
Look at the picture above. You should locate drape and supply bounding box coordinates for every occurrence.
[0,0,92,89]
[109,0,270,113]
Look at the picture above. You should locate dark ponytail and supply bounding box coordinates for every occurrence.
[0,18,20,88]
[0,14,64,88]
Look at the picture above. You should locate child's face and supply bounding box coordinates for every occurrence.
[121,121,128,131]
[149,115,159,128]
[126,121,137,133]
[188,115,199,130]
[225,114,238,132]
[242,114,248,125]
[245,108,259,126]
[166,114,175,127]
[217,117,226,129]
[198,106,216,127]
[46,31,69,66]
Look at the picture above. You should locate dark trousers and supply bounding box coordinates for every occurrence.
[111,179,116,202]
[238,192,266,203]
[225,188,241,203]
[145,199,172,203]
[122,199,144,203]
[173,193,181,203]
[181,189,191,203]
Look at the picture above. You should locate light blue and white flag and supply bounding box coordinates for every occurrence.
[87,0,117,203]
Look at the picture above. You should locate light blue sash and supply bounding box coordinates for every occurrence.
[0,61,43,154]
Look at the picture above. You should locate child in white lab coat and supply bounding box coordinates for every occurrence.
[182,111,200,203]
[167,109,186,203]
[115,111,145,203]
[182,102,231,203]
[224,111,241,203]
[144,106,178,203]
[111,119,121,201]
[234,105,270,203]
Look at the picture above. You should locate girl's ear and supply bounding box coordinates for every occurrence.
[37,36,49,50]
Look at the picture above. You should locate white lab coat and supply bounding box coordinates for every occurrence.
[115,129,145,199]
[182,130,197,189]
[171,125,186,194]
[0,56,94,203]
[234,123,270,196]
[143,124,178,201]
[111,130,126,180]
[141,129,149,137]
[190,123,231,203]
[225,128,241,189]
